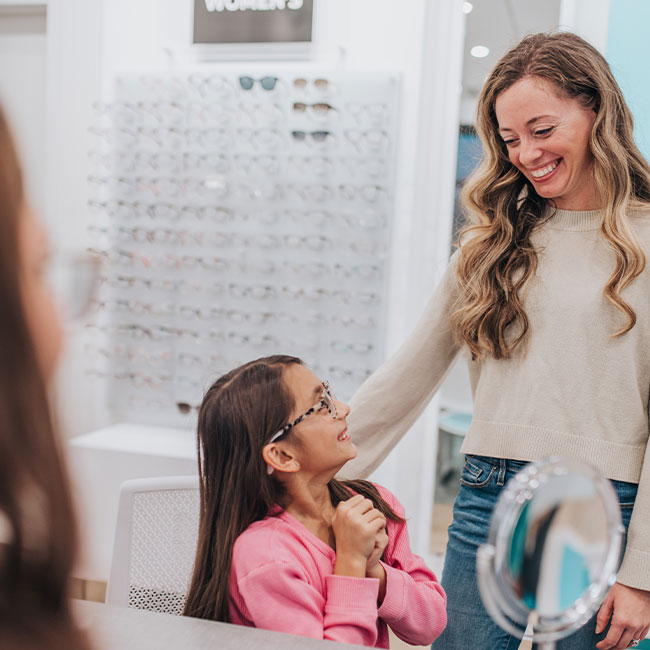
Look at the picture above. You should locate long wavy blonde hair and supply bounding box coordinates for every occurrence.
[452,32,650,360]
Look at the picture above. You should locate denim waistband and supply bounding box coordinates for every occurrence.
[466,454,639,496]
[465,454,529,486]
[466,454,528,467]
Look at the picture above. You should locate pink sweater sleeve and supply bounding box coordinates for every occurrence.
[376,488,447,645]
[236,560,381,645]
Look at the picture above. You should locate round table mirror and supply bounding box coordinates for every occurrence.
[476,457,625,650]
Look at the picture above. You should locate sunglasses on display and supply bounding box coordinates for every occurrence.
[293,102,337,115]
[293,78,329,91]
[238,76,279,91]
[291,130,333,143]
[84,343,171,366]
[176,402,199,415]
[187,74,235,99]
[86,369,172,389]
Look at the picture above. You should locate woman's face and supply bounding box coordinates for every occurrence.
[494,76,598,211]
[281,364,355,474]
[18,205,63,380]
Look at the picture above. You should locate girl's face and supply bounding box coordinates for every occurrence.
[18,206,63,380]
[281,364,355,474]
[494,76,599,211]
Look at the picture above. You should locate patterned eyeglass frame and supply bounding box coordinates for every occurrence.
[267,381,337,444]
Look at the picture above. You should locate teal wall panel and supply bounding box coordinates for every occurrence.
[607,0,650,161]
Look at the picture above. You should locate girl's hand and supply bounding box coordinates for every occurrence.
[366,528,389,604]
[366,527,389,574]
[332,495,386,577]
[595,583,650,650]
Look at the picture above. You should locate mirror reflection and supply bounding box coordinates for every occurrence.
[506,474,606,616]
[478,458,624,647]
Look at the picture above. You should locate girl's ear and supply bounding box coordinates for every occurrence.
[262,442,300,475]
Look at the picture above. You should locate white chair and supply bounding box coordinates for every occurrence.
[105,475,200,615]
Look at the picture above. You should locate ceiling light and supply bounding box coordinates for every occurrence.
[471,45,490,58]
[462,2,473,13]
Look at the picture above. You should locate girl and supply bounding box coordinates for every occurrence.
[183,355,446,647]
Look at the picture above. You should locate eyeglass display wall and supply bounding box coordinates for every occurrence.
[85,69,401,427]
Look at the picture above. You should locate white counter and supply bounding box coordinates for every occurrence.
[75,600,361,650]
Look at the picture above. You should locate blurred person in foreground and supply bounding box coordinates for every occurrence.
[0,105,92,649]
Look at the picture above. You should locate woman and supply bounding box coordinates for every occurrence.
[0,106,92,649]
[183,355,447,647]
[340,32,650,650]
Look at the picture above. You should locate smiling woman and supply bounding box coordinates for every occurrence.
[495,77,598,210]
[339,31,650,650]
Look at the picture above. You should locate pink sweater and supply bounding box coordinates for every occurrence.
[229,485,447,647]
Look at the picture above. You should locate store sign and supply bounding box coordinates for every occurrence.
[193,0,313,44]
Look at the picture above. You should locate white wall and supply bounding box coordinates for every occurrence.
[0,6,47,216]
[559,0,610,52]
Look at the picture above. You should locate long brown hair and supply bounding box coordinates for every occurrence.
[184,355,403,623]
[453,32,650,360]
[0,106,90,649]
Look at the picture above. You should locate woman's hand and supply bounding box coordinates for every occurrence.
[596,583,650,650]
[332,495,386,578]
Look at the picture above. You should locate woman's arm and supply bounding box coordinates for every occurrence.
[614,445,650,591]
[340,255,462,479]
[234,562,381,646]
[595,442,650,649]
[374,487,447,645]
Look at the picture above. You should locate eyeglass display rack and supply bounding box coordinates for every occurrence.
[85,69,401,428]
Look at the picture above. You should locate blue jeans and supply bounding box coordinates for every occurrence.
[432,455,637,650]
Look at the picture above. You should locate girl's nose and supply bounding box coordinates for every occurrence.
[336,399,351,419]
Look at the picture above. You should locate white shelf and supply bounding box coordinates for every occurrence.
[70,422,196,460]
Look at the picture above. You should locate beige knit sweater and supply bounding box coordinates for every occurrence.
[341,207,650,591]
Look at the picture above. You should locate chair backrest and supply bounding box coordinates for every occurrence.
[106,475,200,615]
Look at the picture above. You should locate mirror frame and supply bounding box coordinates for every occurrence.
[477,457,624,644]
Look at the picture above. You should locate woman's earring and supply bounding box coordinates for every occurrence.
[266,464,274,475]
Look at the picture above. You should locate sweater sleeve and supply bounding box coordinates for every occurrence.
[376,489,447,645]
[339,255,462,479]
[235,561,381,646]
[616,437,650,590]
